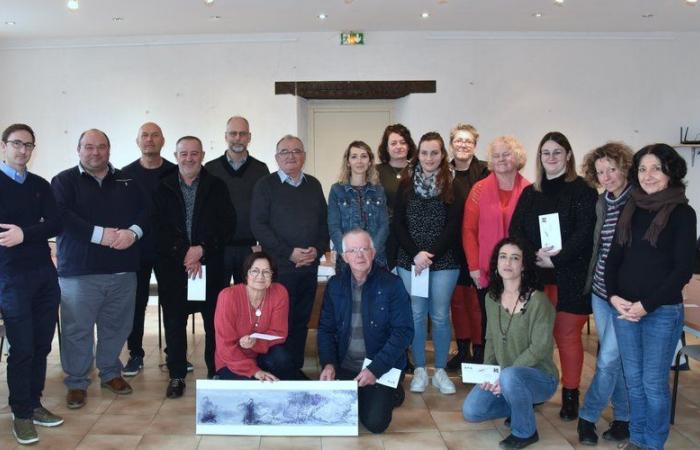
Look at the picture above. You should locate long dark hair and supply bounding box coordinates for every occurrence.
[487,237,542,301]
[398,131,454,204]
[377,123,417,164]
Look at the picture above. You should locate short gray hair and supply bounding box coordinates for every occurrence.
[341,228,375,252]
[275,134,304,153]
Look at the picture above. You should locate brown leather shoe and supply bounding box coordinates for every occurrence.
[101,377,133,395]
[66,389,87,409]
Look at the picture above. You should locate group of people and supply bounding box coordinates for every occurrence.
[0,118,695,450]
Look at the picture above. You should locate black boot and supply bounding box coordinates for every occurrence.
[447,339,471,371]
[602,420,629,442]
[405,350,414,374]
[559,388,579,421]
[471,344,484,364]
[577,418,598,445]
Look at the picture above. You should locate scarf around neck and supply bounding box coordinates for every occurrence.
[616,186,687,247]
[413,163,440,199]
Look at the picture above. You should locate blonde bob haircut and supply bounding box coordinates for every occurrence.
[337,140,379,185]
[485,136,527,172]
[449,123,479,146]
[580,141,634,189]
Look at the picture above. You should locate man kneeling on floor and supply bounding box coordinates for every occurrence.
[318,229,413,433]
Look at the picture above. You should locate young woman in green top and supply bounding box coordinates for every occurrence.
[462,237,558,449]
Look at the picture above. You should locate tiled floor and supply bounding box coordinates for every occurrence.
[1,307,699,449]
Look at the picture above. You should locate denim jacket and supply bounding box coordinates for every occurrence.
[327,182,389,266]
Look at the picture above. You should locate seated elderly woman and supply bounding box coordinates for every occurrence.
[462,237,558,450]
[213,251,297,381]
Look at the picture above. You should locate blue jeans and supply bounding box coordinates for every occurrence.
[579,294,630,423]
[614,303,684,450]
[397,267,458,368]
[462,366,558,438]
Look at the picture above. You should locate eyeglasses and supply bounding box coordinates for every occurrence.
[277,149,305,158]
[5,140,36,151]
[453,138,476,146]
[81,144,109,152]
[248,268,273,278]
[344,247,371,256]
[541,150,565,159]
[227,131,250,138]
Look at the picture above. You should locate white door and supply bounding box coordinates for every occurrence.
[305,100,394,199]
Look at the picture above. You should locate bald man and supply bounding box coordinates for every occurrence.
[121,122,176,376]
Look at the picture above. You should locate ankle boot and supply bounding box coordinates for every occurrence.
[560,388,579,421]
[471,344,484,364]
[446,339,471,371]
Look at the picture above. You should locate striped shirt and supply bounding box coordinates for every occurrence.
[591,185,632,298]
[340,279,366,373]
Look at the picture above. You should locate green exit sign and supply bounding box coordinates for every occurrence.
[340,32,364,46]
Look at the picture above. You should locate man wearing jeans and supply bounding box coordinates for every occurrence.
[52,129,147,409]
[318,229,413,433]
[251,135,328,378]
[0,124,63,445]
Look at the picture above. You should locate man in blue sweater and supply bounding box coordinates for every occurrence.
[0,124,63,445]
[51,129,147,410]
[318,229,413,433]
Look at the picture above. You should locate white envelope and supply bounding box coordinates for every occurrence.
[187,265,206,302]
[410,265,429,297]
[538,213,562,251]
[461,363,501,384]
[250,332,284,341]
[362,358,401,389]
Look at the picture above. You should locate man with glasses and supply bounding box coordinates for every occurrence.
[0,124,63,444]
[121,122,176,377]
[318,229,413,434]
[205,116,269,284]
[251,134,328,378]
[152,136,235,398]
[52,129,147,410]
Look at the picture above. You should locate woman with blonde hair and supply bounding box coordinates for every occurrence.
[328,140,389,271]
[462,135,530,363]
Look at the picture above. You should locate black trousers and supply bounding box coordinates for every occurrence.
[277,270,318,370]
[0,265,60,419]
[223,245,253,285]
[127,261,161,358]
[215,345,297,380]
[336,367,405,434]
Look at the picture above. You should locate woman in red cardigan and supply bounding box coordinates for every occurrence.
[214,251,297,380]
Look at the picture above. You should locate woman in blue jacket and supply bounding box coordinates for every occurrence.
[328,141,389,271]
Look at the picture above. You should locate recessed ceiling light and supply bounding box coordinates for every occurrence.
[318,13,328,20]
[209,15,222,20]
[533,12,544,18]
[421,12,430,19]
[686,0,697,4]
[66,0,79,11]
[554,0,564,4]
[204,0,215,4]
[641,13,654,18]
[112,17,124,22]
[5,21,16,26]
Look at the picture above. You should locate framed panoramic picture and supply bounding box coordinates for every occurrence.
[196,380,359,436]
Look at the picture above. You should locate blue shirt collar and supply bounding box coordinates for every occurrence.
[0,161,28,184]
[277,169,305,187]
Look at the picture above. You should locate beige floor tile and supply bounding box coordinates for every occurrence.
[385,407,437,433]
[321,435,383,450]
[136,434,200,449]
[157,395,196,416]
[104,397,163,416]
[259,436,322,450]
[38,414,101,436]
[89,414,154,435]
[429,410,494,432]
[145,414,196,435]
[380,430,448,449]
[75,434,142,450]
[422,392,467,412]
[441,429,506,450]
[23,433,84,450]
[196,435,261,450]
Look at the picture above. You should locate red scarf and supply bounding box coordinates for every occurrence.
[476,172,530,286]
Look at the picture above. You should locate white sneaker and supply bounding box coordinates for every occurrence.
[410,367,429,393]
[432,368,456,394]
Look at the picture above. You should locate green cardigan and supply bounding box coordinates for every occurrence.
[483,290,559,380]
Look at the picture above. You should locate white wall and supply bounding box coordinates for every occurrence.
[2,31,699,208]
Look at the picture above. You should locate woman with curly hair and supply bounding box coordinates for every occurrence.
[462,237,557,450]
[327,141,389,271]
[375,124,417,270]
[576,142,635,445]
[393,131,461,395]
[605,144,696,450]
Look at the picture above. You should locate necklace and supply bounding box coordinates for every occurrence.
[388,164,404,179]
[246,289,266,328]
[497,292,526,343]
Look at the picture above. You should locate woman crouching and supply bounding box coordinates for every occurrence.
[462,237,558,449]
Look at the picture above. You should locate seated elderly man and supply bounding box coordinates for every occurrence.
[318,228,413,433]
